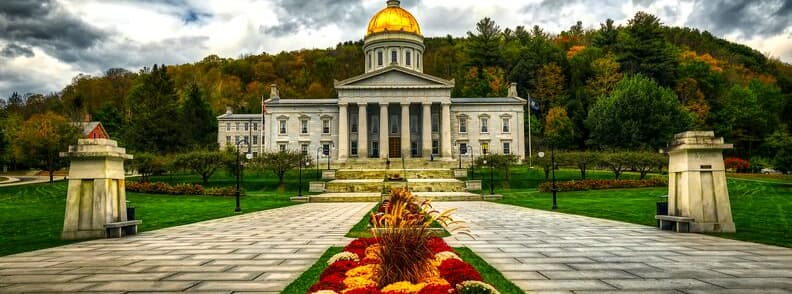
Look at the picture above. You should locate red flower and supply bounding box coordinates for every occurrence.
[418,284,455,294]
[308,272,345,292]
[321,260,358,279]
[343,286,382,294]
[427,237,454,254]
[344,238,380,259]
[438,259,482,286]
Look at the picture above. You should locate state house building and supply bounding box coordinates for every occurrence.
[218,0,526,161]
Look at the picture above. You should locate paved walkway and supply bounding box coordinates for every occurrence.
[435,201,792,293]
[0,202,374,293]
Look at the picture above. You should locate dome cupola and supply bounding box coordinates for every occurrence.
[363,0,425,73]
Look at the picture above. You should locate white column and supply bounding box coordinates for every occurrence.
[401,102,411,158]
[358,103,368,158]
[422,102,432,158]
[379,103,389,159]
[441,102,452,158]
[338,103,348,161]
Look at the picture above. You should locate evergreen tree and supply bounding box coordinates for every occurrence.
[616,12,678,86]
[181,83,218,149]
[123,65,184,153]
[466,17,502,69]
[592,19,619,51]
[92,103,124,139]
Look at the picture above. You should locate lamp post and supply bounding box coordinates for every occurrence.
[453,140,461,169]
[298,152,303,196]
[538,147,557,210]
[468,145,475,180]
[316,147,322,179]
[234,139,249,213]
[489,152,494,195]
[326,142,335,170]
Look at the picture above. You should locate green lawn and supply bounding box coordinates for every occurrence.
[281,246,522,294]
[494,177,792,248]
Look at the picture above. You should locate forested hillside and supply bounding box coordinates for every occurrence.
[1,12,790,170]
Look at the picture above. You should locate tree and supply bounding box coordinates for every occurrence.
[627,151,667,179]
[92,103,123,139]
[466,17,502,69]
[474,153,519,180]
[600,152,631,179]
[12,112,81,182]
[181,84,218,149]
[764,130,792,174]
[586,54,622,98]
[586,74,692,149]
[251,150,307,185]
[129,152,171,182]
[123,65,184,153]
[534,63,566,108]
[562,151,600,179]
[592,19,619,51]
[616,12,678,86]
[173,150,229,184]
[544,107,575,149]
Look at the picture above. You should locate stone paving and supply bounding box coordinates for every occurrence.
[0,202,374,293]
[435,201,792,293]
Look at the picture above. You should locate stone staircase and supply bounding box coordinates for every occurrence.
[292,164,498,202]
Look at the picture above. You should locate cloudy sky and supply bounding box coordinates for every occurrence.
[1,0,790,96]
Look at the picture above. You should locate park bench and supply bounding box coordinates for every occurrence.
[655,215,693,233]
[104,220,142,238]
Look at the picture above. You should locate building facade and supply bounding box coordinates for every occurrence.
[218,0,526,161]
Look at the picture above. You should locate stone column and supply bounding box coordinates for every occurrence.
[401,102,411,158]
[441,102,452,158]
[338,103,348,161]
[60,139,133,240]
[379,103,389,159]
[422,102,432,158]
[667,131,735,232]
[358,103,368,158]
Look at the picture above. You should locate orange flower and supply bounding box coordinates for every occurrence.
[343,276,377,290]
[381,281,426,293]
[364,244,381,260]
[421,276,449,286]
[346,264,380,280]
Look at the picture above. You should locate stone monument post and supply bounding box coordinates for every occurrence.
[60,139,133,240]
[667,131,735,233]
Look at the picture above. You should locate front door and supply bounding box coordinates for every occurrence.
[389,137,401,158]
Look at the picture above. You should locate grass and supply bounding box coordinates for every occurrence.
[495,177,792,248]
[281,246,522,294]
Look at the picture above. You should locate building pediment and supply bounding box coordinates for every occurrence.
[334,66,454,89]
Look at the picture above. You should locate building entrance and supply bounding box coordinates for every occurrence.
[389,137,401,158]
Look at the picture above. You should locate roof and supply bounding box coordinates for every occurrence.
[366,2,421,36]
[266,98,339,106]
[334,65,454,88]
[216,113,263,120]
[450,97,526,104]
[71,121,102,136]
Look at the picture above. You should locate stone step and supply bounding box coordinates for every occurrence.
[325,178,466,193]
[335,168,454,180]
[299,192,495,202]
[333,158,462,169]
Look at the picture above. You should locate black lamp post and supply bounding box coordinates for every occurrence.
[489,152,494,195]
[326,142,335,170]
[469,146,475,180]
[316,147,322,179]
[551,146,557,210]
[298,152,303,196]
[234,139,249,213]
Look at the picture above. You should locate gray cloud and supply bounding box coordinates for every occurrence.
[686,0,792,38]
[1,43,34,58]
[264,0,368,36]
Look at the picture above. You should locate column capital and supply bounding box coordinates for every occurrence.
[441,101,452,106]
[422,101,433,106]
[379,103,389,108]
[400,101,411,106]
[338,102,349,107]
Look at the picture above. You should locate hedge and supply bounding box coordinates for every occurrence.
[538,178,667,192]
[126,181,241,196]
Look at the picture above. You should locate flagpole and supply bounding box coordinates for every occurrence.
[260,95,264,154]
[528,95,532,168]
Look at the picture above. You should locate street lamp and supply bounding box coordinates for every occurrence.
[488,152,494,195]
[234,138,249,213]
[316,147,322,179]
[538,148,557,210]
[468,145,475,180]
[298,152,310,196]
[326,142,335,170]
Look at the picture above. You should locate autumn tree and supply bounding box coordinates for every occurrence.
[544,107,575,149]
[586,54,622,98]
[534,63,566,108]
[12,112,81,182]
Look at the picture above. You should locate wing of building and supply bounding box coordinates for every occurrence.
[218,0,526,161]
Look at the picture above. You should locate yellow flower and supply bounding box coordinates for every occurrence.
[364,244,381,259]
[310,290,338,294]
[343,276,377,289]
[434,251,461,263]
[421,276,449,286]
[346,264,379,280]
[381,281,426,293]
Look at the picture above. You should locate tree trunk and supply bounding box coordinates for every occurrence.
[202,173,209,184]
[49,170,54,183]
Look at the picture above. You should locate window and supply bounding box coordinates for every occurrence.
[417,52,421,68]
[322,119,331,134]
[432,140,439,155]
[351,114,358,133]
[390,115,398,134]
[502,118,510,133]
[279,120,287,134]
[235,135,240,143]
[279,144,286,152]
[368,53,372,70]
[244,136,249,144]
[459,143,468,155]
[252,152,258,157]
[371,116,378,134]
[411,141,418,156]
[503,142,511,155]
[406,50,412,66]
[431,114,439,133]
[410,115,418,133]
[351,141,358,155]
[301,143,308,155]
[459,118,467,133]
[301,119,308,134]
[226,136,231,145]
[377,51,383,66]
[244,122,249,131]
[322,143,330,156]
[372,141,379,157]
[481,118,488,133]
[236,122,240,131]
[226,123,230,131]
[252,135,258,145]
[482,142,489,155]
[253,123,258,131]
[391,50,397,64]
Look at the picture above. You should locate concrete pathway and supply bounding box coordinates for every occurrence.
[0,202,375,293]
[435,201,792,293]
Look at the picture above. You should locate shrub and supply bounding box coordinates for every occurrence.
[538,178,667,192]
[560,151,600,179]
[126,181,241,196]
[599,152,632,179]
[724,157,749,172]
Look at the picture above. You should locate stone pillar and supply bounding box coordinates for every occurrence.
[667,131,735,233]
[441,102,452,158]
[338,103,348,161]
[358,103,368,158]
[422,102,432,158]
[379,103,389,159]
[401,102,411,158]
[60,139,133,240]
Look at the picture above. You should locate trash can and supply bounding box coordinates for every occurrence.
[126,201,136,221]
[656,202,668,216]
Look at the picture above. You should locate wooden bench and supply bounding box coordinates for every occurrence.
[655,215,693,233]
[104,220,142,238]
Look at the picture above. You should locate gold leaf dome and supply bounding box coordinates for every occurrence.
[366,0,421,36]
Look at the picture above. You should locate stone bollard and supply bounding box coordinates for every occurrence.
[667,131,735,233]
[60,139,133,240]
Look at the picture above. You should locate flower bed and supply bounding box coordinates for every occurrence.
[126,181,241,196]
[538,178,667,192]
[308,237,498,294]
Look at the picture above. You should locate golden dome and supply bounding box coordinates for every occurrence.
[366,1,421,36]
